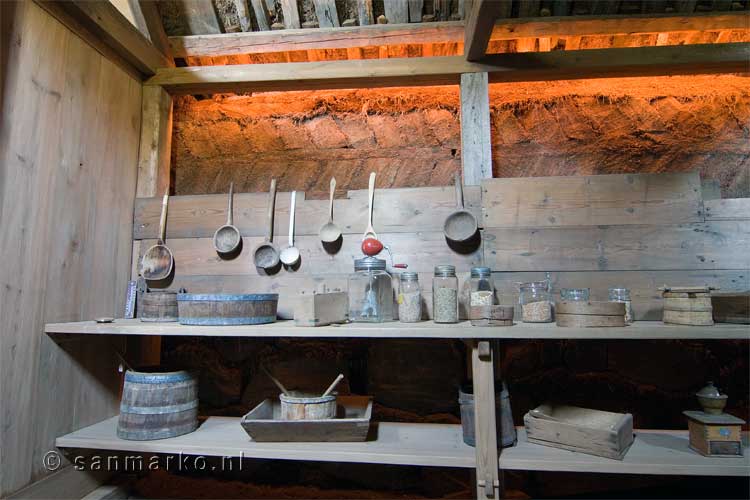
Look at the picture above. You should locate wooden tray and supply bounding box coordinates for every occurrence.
[241,395,372,442]
[524,403,634,460]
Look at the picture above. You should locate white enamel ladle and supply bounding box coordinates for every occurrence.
[280,191,300,266]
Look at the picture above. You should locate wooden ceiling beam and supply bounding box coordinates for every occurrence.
[146,42,750,95]
[169,12,750,58]
[35,0,173,76]
[464,0,506,60]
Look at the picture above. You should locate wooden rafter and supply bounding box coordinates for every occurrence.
[169,12,750,58]
[138,0,173,61]
[35,0,172,76]
[146,42,750,95]
[464,0,507,60]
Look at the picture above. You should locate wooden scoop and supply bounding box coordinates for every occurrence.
[141,190,174,280]
[253,179,280,269]
[213,182,241,254]
[319,177,341,243]
[443,173,478,243]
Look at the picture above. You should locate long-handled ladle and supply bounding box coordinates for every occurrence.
[321,374,344,397]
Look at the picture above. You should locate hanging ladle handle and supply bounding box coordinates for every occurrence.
[226,182,234,226]
[454,172,465,210]
[321,374,344,397]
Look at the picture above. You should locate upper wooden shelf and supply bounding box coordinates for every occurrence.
[45,319,750,340]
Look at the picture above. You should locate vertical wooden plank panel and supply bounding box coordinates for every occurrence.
[280,0,301,28]
[460,72,492,185]
[136,85,172,198]
[472,341,501,499]
[408,0,424,22]
[357,0,373,25]
[313,0,340,27]
[250,0,271,30]
[385,0,409,23]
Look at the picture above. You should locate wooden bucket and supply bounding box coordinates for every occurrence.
[177,293,278,325]
[279,392,337,420]
[117,369,198,441]
[140,290,180,322]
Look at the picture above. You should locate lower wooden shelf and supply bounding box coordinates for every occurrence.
[56,417,749,476]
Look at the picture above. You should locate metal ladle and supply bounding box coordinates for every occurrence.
[213,182,241,254]
[319,177,341,243]
[280,191,300,266]
[141,190,174,280]
[253,179,280,269]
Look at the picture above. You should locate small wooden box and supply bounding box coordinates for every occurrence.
[661,286,714,326]
[294,292,348,327]
[524,403,634,460]
[683,410,745,457]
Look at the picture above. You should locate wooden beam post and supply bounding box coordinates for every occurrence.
[132,84,173,365]
[464,0,506,60]
[472,341,501,499]
[460,72,493,185]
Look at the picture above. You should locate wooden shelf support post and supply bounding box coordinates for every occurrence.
[460,72,493,185]
[472,340,502,499]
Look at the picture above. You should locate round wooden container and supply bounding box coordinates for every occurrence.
[177,293,278,325]
[140,290,179,322]
[279,392,337,420]
[555,301,626,327]
[117,369,198,441]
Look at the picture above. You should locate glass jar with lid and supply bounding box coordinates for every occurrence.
[469,267,494,307]
[433,265,458,323]
[561,288,590,302]
[519,280,553,323]
[609,287,633,324]
[398,272,422,323]
[349,256,393,322]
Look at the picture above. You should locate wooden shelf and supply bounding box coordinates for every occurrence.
[46,319,750,340]
[56,417,476,468]
[503,430,749,477]
[56,418,749,476]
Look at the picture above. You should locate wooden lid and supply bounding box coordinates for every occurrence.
[555,301,625,316]
[683,410,745,425]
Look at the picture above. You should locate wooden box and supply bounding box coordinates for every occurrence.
[241,395,372,442]
[712,293,750,324]
[684,410,745,457]
[524,403,634,460]
[661,286,714,326]
[294,292,349,327]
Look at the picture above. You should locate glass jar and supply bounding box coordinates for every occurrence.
[561,288,590,302]
[469,267,494,307]
[609,287,633,324]
[519,281,553,323]
[348,257,393,322]
[398,272,422,323]
[433,265,458,323]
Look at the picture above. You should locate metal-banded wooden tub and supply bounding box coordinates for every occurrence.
[117,369,198,441]
[177,293,278,326]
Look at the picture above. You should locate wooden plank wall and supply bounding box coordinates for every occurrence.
[134,171,749,321]
[0,2,141,496]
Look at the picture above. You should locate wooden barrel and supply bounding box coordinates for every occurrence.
[140,290,180,322]
[117,370,198,441]
[177,293,278,325]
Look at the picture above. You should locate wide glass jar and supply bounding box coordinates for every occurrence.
[433,265,458,323]
[609,287,633,324]
[398,272,422,323]
[519,281,553,323]
[561,288,590,302]
[469,267,494,307]
[349,257,393,322]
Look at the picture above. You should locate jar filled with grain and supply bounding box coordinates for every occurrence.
[609,287,634,324]
[519,281,553,323]
[433,265,458,323]
[398,272,422,323]
[469,267,494,307]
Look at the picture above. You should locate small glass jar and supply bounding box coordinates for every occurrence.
[348,257,393,322]
[433,265,458,323]
[561,288,590,302]
[609,287,633,324]
[469,267,494,307]
[519,281,553,323]
[398,272,422,323]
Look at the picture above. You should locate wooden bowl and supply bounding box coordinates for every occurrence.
[279,392,337,420]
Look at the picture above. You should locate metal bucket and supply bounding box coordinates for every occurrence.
[458,381,517,448]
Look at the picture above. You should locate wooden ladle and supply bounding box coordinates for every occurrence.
[253,179,280,269]
[443,173,478,243]
[213,182,241,254]
[321,374,344,397]
[319,177,341,243]
[141,190,174,280]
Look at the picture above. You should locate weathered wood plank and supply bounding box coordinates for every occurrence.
[464,0,505,60]
[472,341,501,499]
[384,0,409,24]
[250,0,271,30]
[133,185,482,239]
[147,43,750,94]
[704,198,750,221]
[138,0,173,59]
[312,0,339,27]
[492,269,750,321]
[179,0,222,34]
[481,172,703,227]
[136,86,172,198]
[357,0,373,25]
[483,221,750,272]
[280,0,301,28]
[460,72,493,185]
[408,0,424,22]
[233,0,253,31]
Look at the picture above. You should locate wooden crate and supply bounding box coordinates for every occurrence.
[662,287,714,326]
[294,291,349,327]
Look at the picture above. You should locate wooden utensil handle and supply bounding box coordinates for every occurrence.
[454,172,464,210]
[322,374,344,397]
[288,191,296,246]
[328,177,336,220]
[267,179,276,242]
[159,189,169,242]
